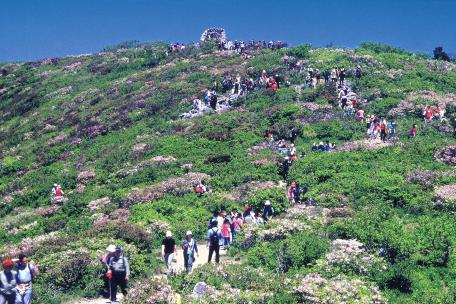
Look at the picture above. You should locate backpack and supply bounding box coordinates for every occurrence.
[209,228,219,247]
[55,187,63,196]
[108,256,126,272]
[195,186,202,194]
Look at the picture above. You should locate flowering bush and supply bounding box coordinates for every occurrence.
[434,145,456,166]
[316,239,387,276]
[126,277,177,304]
[294,273,386,303]
[77,170,96,183]
[405,170,438,189]
[123,172,210,207]
[434,184,456,210]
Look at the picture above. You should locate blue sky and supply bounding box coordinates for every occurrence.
[1,0,455,62]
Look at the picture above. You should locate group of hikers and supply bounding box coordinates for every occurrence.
[217,40,287,53]
[99,245,130,303]
[423,104,446,124]
[50,183,65,204]
[160,202,275,276]
[220,75,255,97]
[311,141,337,152]
[0,254,38,304]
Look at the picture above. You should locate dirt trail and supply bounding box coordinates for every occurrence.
[68,243,227,303]
[172,242,227,273]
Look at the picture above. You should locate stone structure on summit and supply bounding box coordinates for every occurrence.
[200,28,227,44]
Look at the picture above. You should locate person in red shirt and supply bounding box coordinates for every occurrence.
[408,124,417,138]
[221,219,232,250]
[380,119,388,142]
[423,106,433,123]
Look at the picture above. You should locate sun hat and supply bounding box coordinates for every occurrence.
[186,231,193,236]
[2,260,14,268]
[265,200,271,205]
[166,231,172,237]
[106,244,116,253]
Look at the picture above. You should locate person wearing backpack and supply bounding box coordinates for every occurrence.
[52,184,65,204]
[182,231,198,273]
[15,254,39,304]
[99,245,116,300]
[355,66,362,84]
[0,260,17,304]
[263,200,274,221]
[207,221,222,263]
[195,180,207,196]
[161,231,177,275]
[388,121,397,138]
[339,68,346,85]
[107,247,130,303]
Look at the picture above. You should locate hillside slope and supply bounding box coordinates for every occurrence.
[1,41,456,303]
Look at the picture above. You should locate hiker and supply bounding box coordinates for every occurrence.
[263,200,275,220]
[100,244,116,300]
[209,92,217,110]
[0,260,17,304]
[423,105,434,123]
[162,231,177,275]
[408,124,417,138]
[15,254,39,304]
[182,231,198,273]
[232,214,243,241]
[281,157,292,178]
[330,68,337,83]
[380,119,388,142]
[51,184,64,204]
[388,121,397,138]
[355,66,362,84]
[195,180,207,196]
[107,247,130,303]
[323,69,330,84]
[207,220,222,263]
[288,182,302,205]
[221,219,232,250]
[339,68,346,85]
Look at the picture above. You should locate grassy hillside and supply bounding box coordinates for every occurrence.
[1,40,456,303]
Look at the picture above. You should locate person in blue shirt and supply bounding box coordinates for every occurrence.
[388,121,397,138]
[182,231,199,273]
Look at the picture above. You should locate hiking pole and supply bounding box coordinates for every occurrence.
[109,279,112,303]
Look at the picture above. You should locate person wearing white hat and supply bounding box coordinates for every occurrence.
[161,231,177,275]
[181,231,199,273]
[99,244,116,300]
[263,200,275,221]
